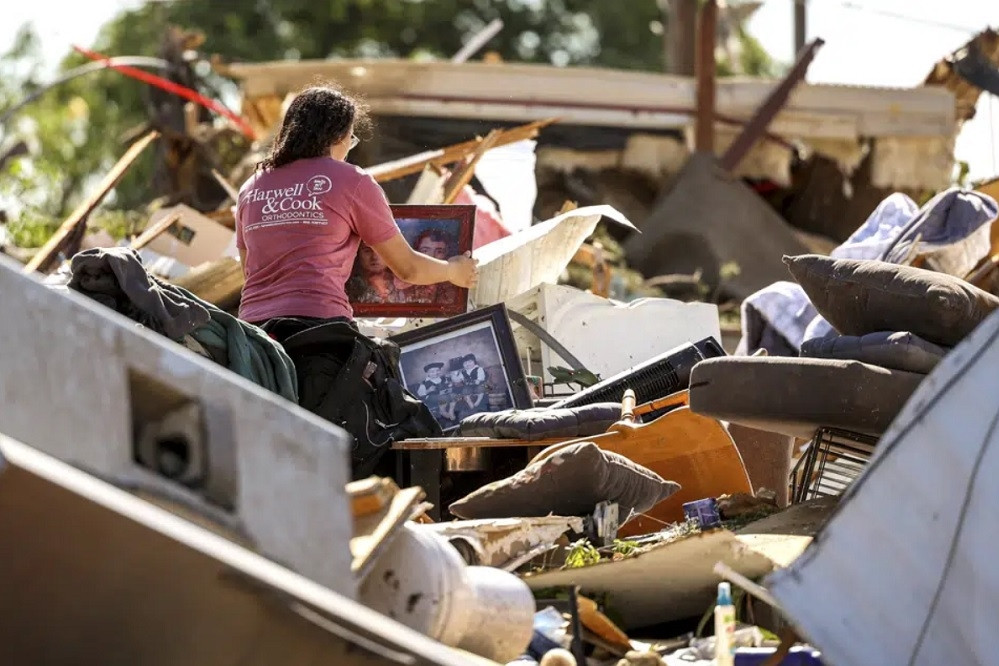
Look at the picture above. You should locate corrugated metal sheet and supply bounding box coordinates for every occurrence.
[766,307,999,666]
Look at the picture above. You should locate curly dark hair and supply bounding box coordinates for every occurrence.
[257,84,370,171]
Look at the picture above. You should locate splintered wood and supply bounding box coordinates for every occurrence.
[24,130,159,274]
[441,128,502,204]
[366,118,557,183]
[348,477,427,579]
[171,258,244,310]
[129,212,182,252]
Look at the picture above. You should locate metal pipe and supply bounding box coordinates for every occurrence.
[695,0,718,153]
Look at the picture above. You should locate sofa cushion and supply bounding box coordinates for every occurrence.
[689,356,925,439]
[783,254,999,347]
[800,331,949,375]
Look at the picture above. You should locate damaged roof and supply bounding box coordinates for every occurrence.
[924,28,999,122]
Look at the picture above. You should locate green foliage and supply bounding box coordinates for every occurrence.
[1,0,777,239]
[7,209,59,248]
[611,538,640,558]
[564,538,602,568]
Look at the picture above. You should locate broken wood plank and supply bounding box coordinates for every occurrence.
[719,39,824,172]
[351,484,425,578]
[366,118,557,183]
[203,208,236,230]
[211,168,240,202]
[129,211,181,252]
[171,257,244,309]
[348,476,398,518]
[441,128,502,204]
[24,130,159,274]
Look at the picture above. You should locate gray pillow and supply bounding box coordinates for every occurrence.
[448,441,680,519]
[783,254,999,347]
[801,331,949,375]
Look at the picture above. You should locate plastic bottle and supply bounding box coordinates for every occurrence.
[714,582,736,666]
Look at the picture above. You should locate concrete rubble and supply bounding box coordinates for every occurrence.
[4,19,999,666]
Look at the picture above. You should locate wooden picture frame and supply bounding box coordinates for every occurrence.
[347,204,476,318]
[390,304,533,432]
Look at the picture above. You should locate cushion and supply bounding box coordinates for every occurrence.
[448,441,680,520]
[801,331,949,375]
[688,356,925,439]
[783,254,999,347]
[456,403,622,440]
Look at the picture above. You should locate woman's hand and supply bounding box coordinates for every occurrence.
[447,251,479,288]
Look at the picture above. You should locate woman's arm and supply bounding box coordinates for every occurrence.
[238,247,248,276]
[371,233,478,287]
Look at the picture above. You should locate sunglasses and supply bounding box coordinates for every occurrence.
[348,134,359,150]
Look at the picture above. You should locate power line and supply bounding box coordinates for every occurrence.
[838,1,981,34]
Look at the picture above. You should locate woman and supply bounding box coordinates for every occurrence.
[235,85,478,329]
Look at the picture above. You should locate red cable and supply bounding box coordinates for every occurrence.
[72,44,257,140]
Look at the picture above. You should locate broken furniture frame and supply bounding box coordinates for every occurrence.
[789,428,878,504]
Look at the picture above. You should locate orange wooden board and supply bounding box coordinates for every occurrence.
[532,407,752,537]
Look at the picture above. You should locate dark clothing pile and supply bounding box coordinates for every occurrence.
[67,247,298,403]
[69,247,210,340]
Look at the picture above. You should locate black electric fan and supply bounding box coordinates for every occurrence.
[549,337,726,410]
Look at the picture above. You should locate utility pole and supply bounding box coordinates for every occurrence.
[666,0,697,75]
[794,0,807,54]
[695,0,718,153]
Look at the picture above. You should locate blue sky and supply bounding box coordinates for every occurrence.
[2,0,998,181]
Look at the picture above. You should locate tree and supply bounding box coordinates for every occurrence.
[0,0,778,229]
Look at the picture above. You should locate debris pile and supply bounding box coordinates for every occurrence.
[3,19,999,666]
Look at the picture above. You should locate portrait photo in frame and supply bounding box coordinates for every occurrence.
[389,304,533,432]
[347,204,476,318]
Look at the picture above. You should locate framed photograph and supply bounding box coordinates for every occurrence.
[347,204,476,318]
[390,304,533,432]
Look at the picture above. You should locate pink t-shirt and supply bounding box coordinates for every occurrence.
[235,157,399,322]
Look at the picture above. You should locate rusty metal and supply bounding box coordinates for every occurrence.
[695,0,718,153]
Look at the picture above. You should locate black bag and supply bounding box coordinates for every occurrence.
[267,318,443,479]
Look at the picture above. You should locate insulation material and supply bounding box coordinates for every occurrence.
[801,137,868,177]
[470,204,635,307]
[620,133,690,181]
[536,146,621,174]
[871,135,956,192]
[691,124,795,187]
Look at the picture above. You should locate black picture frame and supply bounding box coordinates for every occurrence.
[389,304,533,432]
[347,204,476,318]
